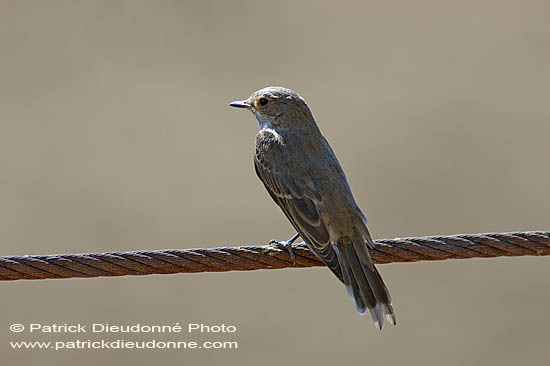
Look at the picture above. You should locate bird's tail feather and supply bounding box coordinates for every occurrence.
[334,238,396,330]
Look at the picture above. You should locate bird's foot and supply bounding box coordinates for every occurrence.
[267,233,300,262]
[268,239,297,262]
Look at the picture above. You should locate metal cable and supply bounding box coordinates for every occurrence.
[0,231,548,281]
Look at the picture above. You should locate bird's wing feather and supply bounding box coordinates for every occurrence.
[254,136,343,280]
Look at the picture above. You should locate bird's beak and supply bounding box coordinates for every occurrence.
[229,100,251,109]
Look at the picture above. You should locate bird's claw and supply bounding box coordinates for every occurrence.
[268,239,296,262]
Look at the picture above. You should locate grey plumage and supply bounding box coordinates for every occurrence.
[231,86,395,329]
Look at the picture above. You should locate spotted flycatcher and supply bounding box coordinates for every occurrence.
[230,87,395,329]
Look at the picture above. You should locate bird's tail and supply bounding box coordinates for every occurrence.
[335,237,396,330]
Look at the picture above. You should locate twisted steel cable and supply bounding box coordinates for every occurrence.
[0,231,548,281]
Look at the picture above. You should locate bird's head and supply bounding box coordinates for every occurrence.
[230,86,315,130]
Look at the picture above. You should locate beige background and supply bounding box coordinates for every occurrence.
[1,1,549,365]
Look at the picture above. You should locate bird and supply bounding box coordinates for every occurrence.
[229,86,395,330]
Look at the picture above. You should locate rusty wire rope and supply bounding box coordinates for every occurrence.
[0,231,548,281]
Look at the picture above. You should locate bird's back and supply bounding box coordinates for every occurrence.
[257,127,367,236]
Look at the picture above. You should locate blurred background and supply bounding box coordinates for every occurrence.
[1,0,549,365]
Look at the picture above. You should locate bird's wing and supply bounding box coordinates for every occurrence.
[254,143,343,280]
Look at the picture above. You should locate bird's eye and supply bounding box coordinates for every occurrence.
[259,97,269,106]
